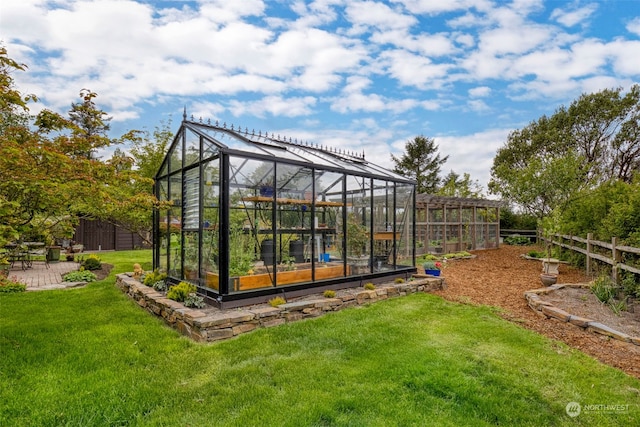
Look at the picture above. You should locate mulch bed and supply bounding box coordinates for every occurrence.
[432,245,640,380]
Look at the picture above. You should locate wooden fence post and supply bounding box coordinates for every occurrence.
[586,233,592,276]
[612,237,620,285]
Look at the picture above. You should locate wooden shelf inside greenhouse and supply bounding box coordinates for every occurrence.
[372,231,399,241]
[242,196,343,207]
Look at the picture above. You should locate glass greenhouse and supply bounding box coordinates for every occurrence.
[154,117,417,307]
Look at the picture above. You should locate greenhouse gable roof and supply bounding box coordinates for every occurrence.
[158,119,414,184]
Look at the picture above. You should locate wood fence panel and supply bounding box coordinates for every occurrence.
[543,232,640,285]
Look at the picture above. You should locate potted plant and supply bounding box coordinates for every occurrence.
[423,260,443,277]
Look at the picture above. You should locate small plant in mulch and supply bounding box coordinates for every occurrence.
[152,280,168,292]
[268,296,286,307]
[81,254,102,271]
[591,274,628,315]
[143,269,167,287]
[62,269,97,283]
[167,281,196,302]
[364,282,376,289]
[526,250,546,258]
[323,290,336,298]
[183,292,206,309]
[394,278,405,284]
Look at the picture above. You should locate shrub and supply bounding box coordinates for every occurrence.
[364,282,376,289]
[323,290,336,298]
[620,272,640,299]
[0,276,26,293]
[268,296,286,307]
[167,281,196,302]
[184,293,206,308]
[143,269,167,287]
[504,235,531,246]
[80,254,102,271]
[62,270,97,282]
[527,250,545,258]
[394,278,404,284]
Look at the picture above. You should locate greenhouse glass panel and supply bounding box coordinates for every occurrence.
[157,178,169,273]
[183,167,200,230]
[316,171,344,272]
[183,231,199,280]
[184,129,200,167]
[202,159,220,290]
[168,172,182,277]
[344,175,371,275]
[168,134,183,174]
[396,183,414,262]
[372,179,393,271]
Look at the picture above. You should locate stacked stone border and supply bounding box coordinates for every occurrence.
[116,273,445,342]
[524,283,640,346]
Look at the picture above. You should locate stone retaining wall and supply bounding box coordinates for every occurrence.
[116,273,445,342]
[524,283,640,346]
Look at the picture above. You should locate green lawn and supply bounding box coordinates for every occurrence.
[1,250,639,426]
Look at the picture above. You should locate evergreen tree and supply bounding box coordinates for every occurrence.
[391,135,448,194]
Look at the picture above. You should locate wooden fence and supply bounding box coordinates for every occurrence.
[545,232,640,283]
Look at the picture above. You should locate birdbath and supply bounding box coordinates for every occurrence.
[541,258,560,275]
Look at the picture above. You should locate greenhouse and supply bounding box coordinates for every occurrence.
[415,195,501,255]
[154,116,417,307]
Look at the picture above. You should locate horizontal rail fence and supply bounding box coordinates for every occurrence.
[543,232,640,284]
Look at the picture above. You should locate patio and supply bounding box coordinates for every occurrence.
[7,261,80,291]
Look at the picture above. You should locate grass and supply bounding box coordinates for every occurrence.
[1,250,639,426]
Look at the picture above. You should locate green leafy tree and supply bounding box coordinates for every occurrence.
[0,46,163,246]
[66,89,113,159]
[437,170,484,198]
[489,86,640,218]
[391,136,448,194]
[129,120,173,185]
[558,177,640,244]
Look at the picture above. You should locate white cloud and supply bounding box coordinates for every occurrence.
[435,128,512,190]
[550,3,598,27]
[393,0,494,15]
[228,95,317,117]
[627,17,640,36]
[467,99,490,112]
[380,49,451,89]
[606,39,640,77]
[345,1,416,34]
[469,86,491,97]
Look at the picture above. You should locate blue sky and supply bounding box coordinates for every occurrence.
[2,0,639,192]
